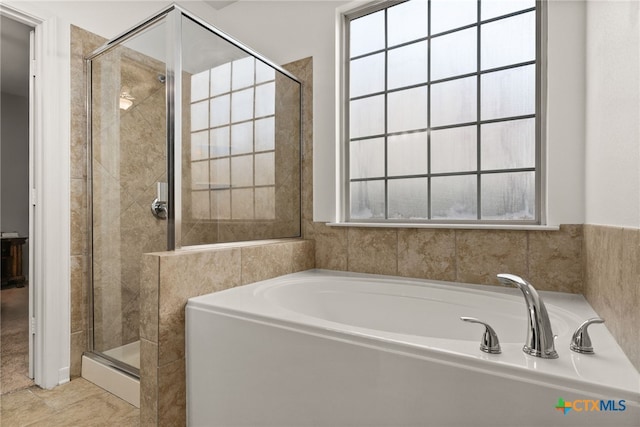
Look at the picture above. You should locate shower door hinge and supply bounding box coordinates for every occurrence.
[31,317,36,335]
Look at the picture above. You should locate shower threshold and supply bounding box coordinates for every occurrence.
[103,341,140,370]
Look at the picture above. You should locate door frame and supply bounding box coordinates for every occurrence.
[1,2,71,389]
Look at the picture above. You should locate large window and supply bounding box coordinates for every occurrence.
[345,0,540,223]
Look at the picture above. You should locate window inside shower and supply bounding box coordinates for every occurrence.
[86,7,302,376]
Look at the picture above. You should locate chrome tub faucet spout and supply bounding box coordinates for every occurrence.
[497,273,558,359]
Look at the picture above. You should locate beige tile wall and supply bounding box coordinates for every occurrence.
[584,225,640,370]
[139,239,315,426]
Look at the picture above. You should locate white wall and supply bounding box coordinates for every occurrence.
[585,0,640,228]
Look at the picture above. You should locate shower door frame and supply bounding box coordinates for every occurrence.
[85,4,302,378]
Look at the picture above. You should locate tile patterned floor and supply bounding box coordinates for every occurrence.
[0,378,139,426]
[1,284,35,394]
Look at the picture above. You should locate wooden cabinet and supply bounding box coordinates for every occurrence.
[1,237,27,286]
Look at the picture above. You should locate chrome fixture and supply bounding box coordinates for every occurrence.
[461,317,501,354]
[570,318,605,354]
[497,273,558,359]
[151,182,168,220]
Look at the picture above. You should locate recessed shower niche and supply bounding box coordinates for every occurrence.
[86,5,301,377]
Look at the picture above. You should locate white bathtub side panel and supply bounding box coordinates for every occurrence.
[186,307,640,427]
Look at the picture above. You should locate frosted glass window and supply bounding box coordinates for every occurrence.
[431,77,477,127]
[350,180,385,219]
[350,95,385,138]
[191,191,210,219]
[481,12,535,70]
[231,122,253,155]
[191,130,209,161]
[232,57,255,90]
[211,190,231,220]
[211,63,231,96]
[482,0,535,20]
[481,172,535,219]
[387,42,428,90]
[231,88,254,123]
[255,152,275,186]
[350,53,385,97]
[191,70,209,102]
[350,138,384,179]
[388,178,428,219]
[431,126,477,173]
[231,155,253,187]
[388,87,428,133]
[387,132,428,177]
[255,187,275,219]
[431,28,477,80]
[431,175,477,219]
[210,158,230,188]
[210,126,230,157]
[256,60,275,84]
[191,101,209,131]
[231,188,254,219]
[481,65,535,120]
[431,0,477,34]
[255,118,275,151]
[210,95,230,127]
[350,10,385,57]
[255,82,275,117]
[387,0,428,47]
[481,119,535,170]
[191,161,209,190]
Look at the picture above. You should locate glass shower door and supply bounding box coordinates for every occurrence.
[88,17,168,375]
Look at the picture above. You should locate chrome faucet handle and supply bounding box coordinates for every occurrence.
[570,318,605,354]
[461,317,502,354]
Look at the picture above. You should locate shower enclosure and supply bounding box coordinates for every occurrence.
[86,5,301,377]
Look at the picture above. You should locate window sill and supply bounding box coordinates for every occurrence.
[326,222,560,231]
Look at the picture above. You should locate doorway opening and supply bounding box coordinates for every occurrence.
[0,14,34,394]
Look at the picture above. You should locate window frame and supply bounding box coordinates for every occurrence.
[339,0,547,226]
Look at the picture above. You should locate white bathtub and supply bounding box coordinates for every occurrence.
[186,269,640,426]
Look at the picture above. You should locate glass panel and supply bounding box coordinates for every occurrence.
[431,76,477,127]
[481,171,535,219]
[482,0,535,20]
[191,100,208,131]
[90,17,168,372]
[232,56,255,90]
[481,118,535,170]
[191,130,209,161]
[231,155,253,187]
[387,132,428,176]
[431,28,477,80]
[481,12,535,70]
[350,53,385,97]
[230,122,253,155]
[210,158,230,188]
[481,64,535,120]
[350,95,385,138]
[387,0,428,46]
[191,70,209,102]
[191,160,209,190]
[350,10,385,57]
[431,126,477,173]
[350,180,385,219]
[350,138,385,179]
[387,41,428,90]
[431,0,477,35]
[211,63,231,96]
[388,86,428,133]
[181,14,301,245]
[210,126,230,157]
[388,178,428,219]
[431,175,477,219]
[255,117,275,151]
[255,82,275,117]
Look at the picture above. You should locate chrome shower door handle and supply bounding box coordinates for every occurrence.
[151,182,168,220]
